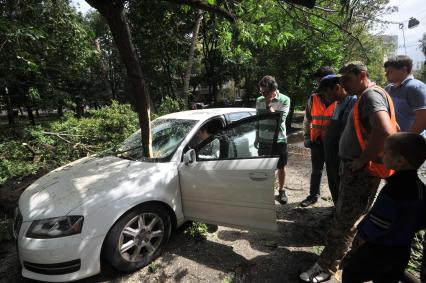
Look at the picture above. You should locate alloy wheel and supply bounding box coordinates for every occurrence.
[118,213,165,262]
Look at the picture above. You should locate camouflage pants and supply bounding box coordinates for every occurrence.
[318,160,381,274]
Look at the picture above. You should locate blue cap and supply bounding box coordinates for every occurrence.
[318,74,341,91]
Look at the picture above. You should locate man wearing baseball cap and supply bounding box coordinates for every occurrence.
[300,67,336,207]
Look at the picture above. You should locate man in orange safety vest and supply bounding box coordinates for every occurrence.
[301,66,336,207]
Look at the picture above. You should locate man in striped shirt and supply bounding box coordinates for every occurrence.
[255,75,291,204]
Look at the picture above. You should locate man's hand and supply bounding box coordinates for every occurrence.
[304,138,312,148]
[348,158,367,172]
[266,103,275,112]
[265,94,273,110]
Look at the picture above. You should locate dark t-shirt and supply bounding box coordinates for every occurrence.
[339,88,390,159]
[358,170,426,246]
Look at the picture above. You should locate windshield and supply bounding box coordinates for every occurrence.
[117,118,198,161]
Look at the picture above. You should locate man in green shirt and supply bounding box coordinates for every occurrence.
[255,75,291,204]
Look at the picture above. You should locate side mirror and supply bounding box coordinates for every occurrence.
[183,149,196,165]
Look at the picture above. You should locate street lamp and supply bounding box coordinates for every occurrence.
[408,17,420,29]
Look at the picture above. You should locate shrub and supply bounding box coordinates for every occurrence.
[156,96,186,116]
[0,102,139,185]
[184,221,208,241]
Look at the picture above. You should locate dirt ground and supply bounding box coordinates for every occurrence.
[1,141,350,283]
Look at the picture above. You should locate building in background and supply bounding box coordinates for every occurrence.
[381,35,399,59]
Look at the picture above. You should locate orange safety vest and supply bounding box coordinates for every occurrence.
[310,94,336,142]
[353,84,399,178]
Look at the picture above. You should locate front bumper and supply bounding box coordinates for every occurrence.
[17,221,105,282]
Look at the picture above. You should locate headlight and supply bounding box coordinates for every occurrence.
[26,216,84,239]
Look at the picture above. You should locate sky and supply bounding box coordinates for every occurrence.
[71,0,426,69]
[71,0,92,14]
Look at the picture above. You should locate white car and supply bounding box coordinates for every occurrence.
[14,108,282,282]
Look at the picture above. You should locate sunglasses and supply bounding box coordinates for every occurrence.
[259,89,273,95]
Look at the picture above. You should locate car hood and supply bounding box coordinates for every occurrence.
[19,156,170,221]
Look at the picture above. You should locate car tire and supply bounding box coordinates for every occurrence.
[103,204,171,273]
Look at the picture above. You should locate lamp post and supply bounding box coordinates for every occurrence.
[399,22,408,55]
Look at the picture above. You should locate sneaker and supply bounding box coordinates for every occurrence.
[300,196,318,207]
[277,190,288,204]
[299,262,331,282]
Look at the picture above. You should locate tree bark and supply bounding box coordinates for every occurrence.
[182,9,203,99]
[57,103,63,117]
[5,86,14,124]
[286,66,303,131]
[27,106,35,126]
[95,39,117,101]
[86,0,152,157]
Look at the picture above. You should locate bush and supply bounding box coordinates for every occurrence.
[156,96,186,116]
[0,102,139,185]
[184,221,208,241]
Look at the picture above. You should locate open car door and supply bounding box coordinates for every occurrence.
[178,113,281,232]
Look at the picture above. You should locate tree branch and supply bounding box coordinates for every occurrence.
[313,5,337,12]
[164,0,236,23]
[285,1,370,62]
[277,1,325,37]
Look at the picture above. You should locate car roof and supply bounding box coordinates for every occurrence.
[158,108,256,121]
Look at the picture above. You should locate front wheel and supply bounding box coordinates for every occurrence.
[103,204,171,273]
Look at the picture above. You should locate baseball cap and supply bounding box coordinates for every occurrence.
[317,74,341,92]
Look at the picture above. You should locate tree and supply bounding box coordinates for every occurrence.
[87,11,127,103]
[85,0,153,157]
[0,0,104,123]
[85,0,236,157]
[183,9,203,99]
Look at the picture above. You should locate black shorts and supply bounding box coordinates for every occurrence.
[258,142,288,169]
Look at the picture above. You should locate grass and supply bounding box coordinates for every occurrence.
[221,273,235,283]
[148,262,158,273]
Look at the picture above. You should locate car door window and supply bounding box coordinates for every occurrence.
[225,112,253,123]
[196,113,280,161]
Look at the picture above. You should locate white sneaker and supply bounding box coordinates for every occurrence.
[299,262,331,282]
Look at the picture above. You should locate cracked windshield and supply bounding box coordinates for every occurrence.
[118,119,197,160]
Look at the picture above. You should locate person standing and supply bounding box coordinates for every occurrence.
[301,67,336,207]
[319,74,357,205]
[255,75,291,204]
[384,55,426,135]
[300,62,398,282]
